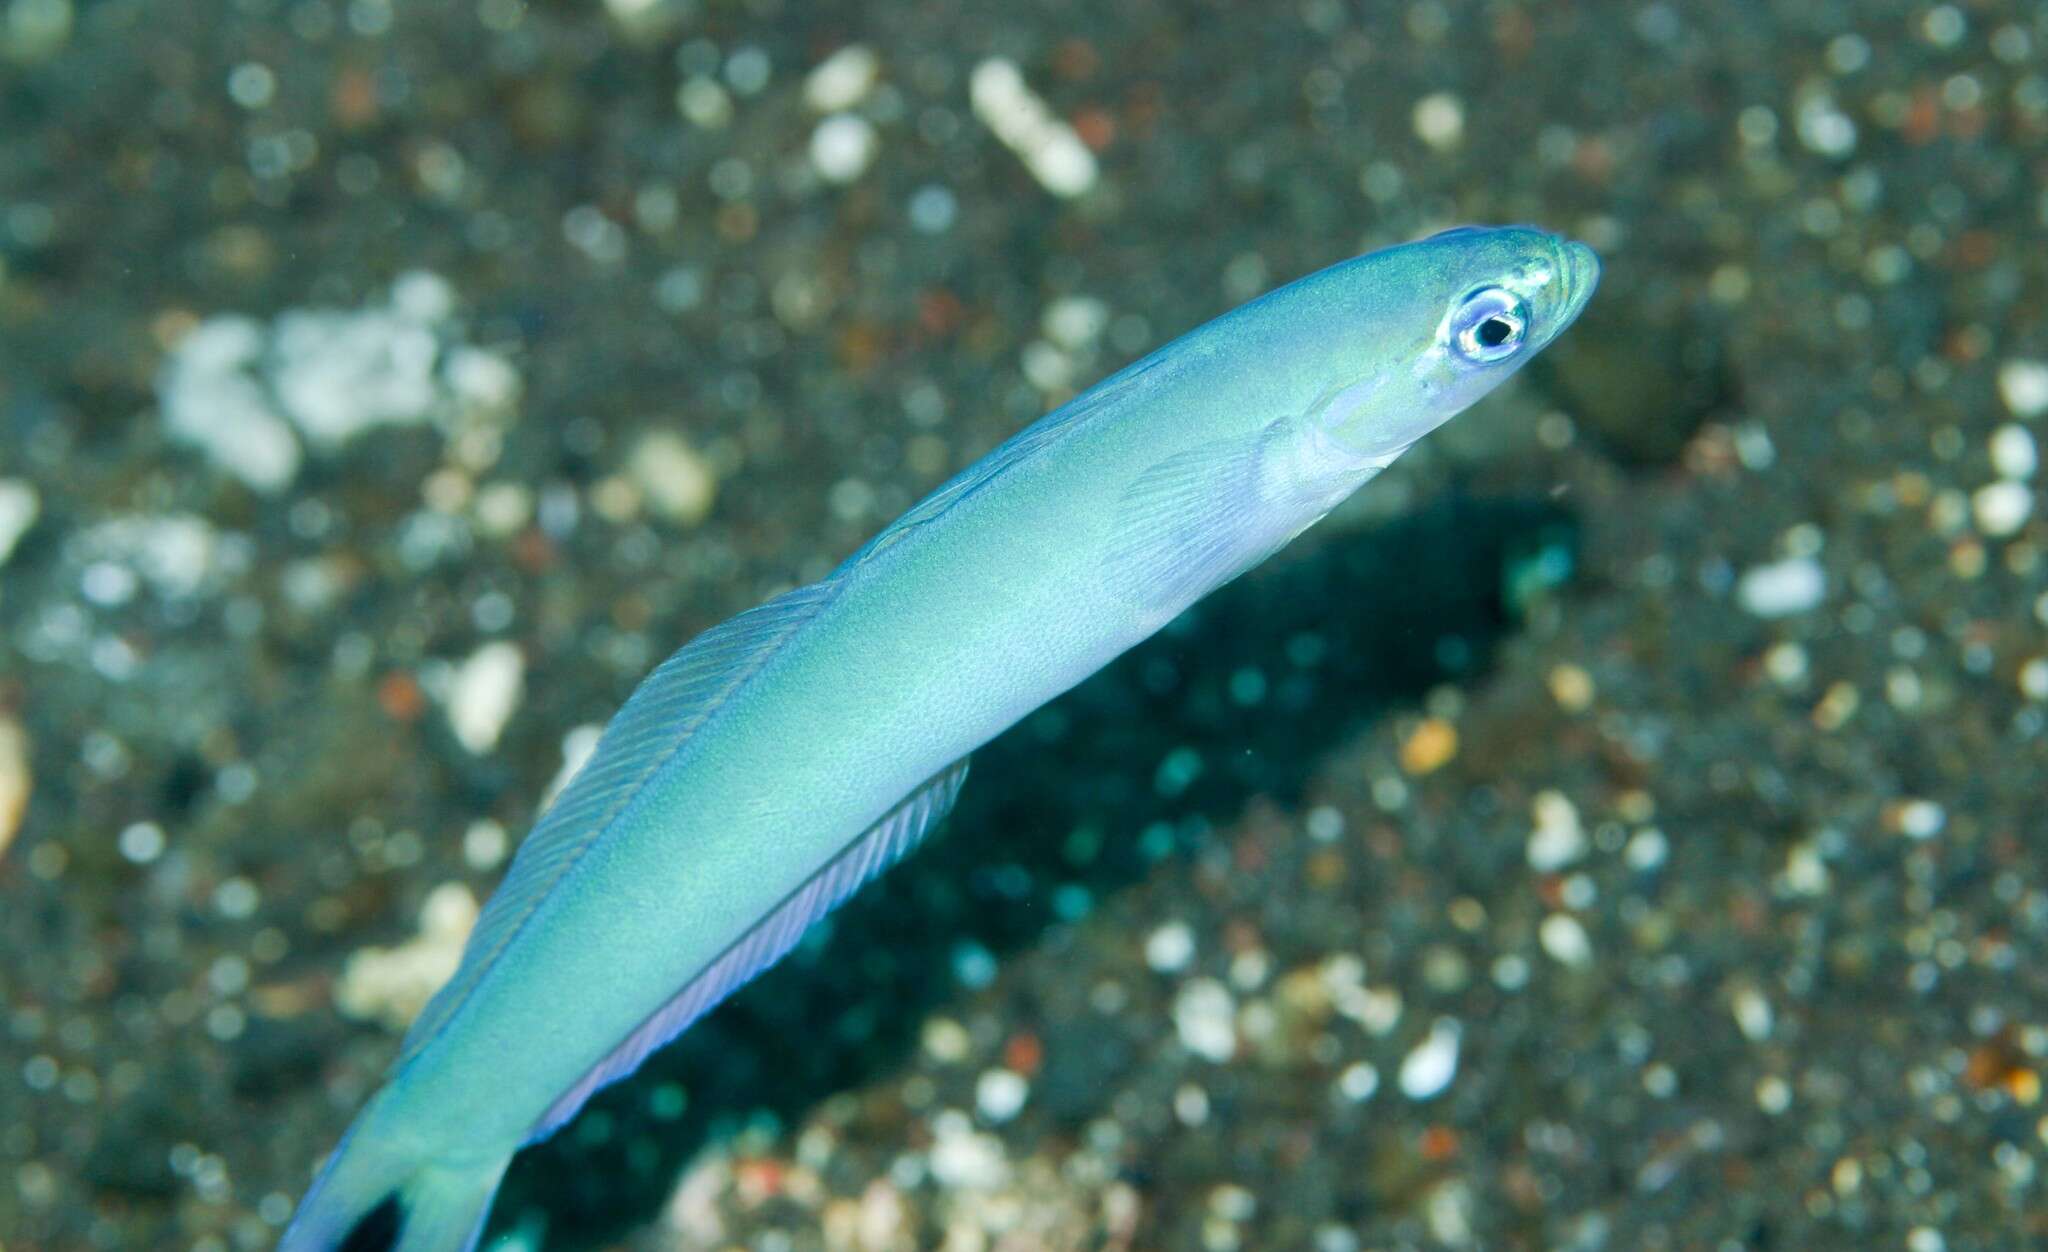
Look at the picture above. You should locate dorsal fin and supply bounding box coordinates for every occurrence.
[848,350,1172,566]
[527,756,971,1139]
[396,577,844,1068]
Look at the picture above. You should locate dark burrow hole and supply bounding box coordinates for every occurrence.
[1533,281,1736,469]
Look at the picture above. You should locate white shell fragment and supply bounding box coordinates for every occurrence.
[1736,556,1826,618]
[969,58,1097,198]
[804,44,879,112]
[1172,977,1238,1063]
[1144,921,1196,973]
[1897,798,1946,841]
[1336,1060,1379,1102]
[1971,480,2033,537]
[1998,359,2048,419]
[974,1068,1029,1123]
[335,883,480,1030]
[810,113,880,184]
[448,641,525,755]
[1526,789,1588,871]
[0,480,39,566]
[1412,92,1464,149]
[928,1110,1009,1190]
[1539,913,1594,967]
[1398,1018,1462,1100]
[1731,985,1774,1041]
[157,273,520,494]
[1990,424,2038,480]
[0,718,29,863]
[629,432,718,526]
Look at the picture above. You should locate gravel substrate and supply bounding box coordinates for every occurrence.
[4,1,2047,1250]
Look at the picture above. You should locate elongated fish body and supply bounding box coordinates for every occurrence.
[286,226,1598,1252]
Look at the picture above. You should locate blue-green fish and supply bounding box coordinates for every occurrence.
[285,225,1598,1252]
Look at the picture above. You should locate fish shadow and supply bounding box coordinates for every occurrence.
[490,492,1575,1247]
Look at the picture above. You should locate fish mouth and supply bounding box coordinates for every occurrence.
[1549,236,1602,328]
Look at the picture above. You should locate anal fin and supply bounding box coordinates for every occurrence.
[528,757,973,1139]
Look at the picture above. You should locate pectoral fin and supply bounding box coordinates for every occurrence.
[1103,432,1291,612]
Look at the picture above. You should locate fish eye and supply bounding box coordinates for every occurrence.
[1449,288,1529,364]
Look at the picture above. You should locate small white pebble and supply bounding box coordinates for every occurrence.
[448,641,524,754]
[906,184,957,233]
[0,480,39,566]
[390,270,455,323]
[118,821,166,865]
[1763,640,1810,686]
[921,1017,969,1063]
[1737,556,1826,618]
[444,346,521,413]
[1731,985,1774,1041]
[1778,842,1830,896]
[1305,805,1345,841]
[1898,798,1946,840]
[1922,4,1965,47]
[1173,978,1238,1063]
[927,1113,1009,1190]
[227,61,276,109]
[1314,1224,1359,1252]
[629,431,717,526]
[1540,913,1594,967]
[1991,424,2038,480]
[974,1068,1029,1123]
[1209,1183,1256,1222]
[2001,360,2048,419]
[1412,92,1464,149]
[1424,1181,1475,1246]
[1336,1061,1379,1102]
[472,482,532,537]
[1145,921,1196,973]
[1019,340,1073,393]
[462,819,508,871]
[1042,295,1109,351]
[1625,827,1669,872]
[1353,984,1403,1036]
[213,875,258,918]
[2019,657,2048,700]
[803,44,879,112]
[809,113,879,184]
[1526,789,1587,871]
[1794,86,1857,157]
[1972,480,2033,537]
[676,76,732,128]
[1756,1074,1792,1114]
[1398,1018,1462,1100]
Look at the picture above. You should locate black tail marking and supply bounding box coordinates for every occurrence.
[336,1192,403,1252]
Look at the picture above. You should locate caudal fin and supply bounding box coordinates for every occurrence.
[280,1111,511,1252]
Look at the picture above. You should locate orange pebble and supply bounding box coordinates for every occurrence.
[1003,1032,1044,1077]
[376,671,425,722]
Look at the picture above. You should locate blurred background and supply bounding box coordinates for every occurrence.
[5,0,2048,1248]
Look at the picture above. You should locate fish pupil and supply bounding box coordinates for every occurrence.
[1477,317,1515,347]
